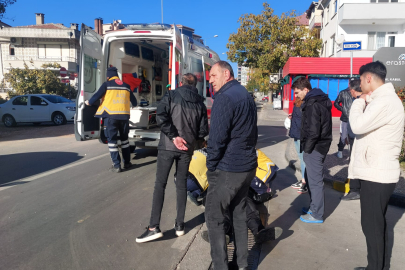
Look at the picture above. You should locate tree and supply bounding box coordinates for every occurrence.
[227,3,322,91]
[4,61,70,97]
[0,0,16,19]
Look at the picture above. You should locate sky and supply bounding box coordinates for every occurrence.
[4,0,312,72]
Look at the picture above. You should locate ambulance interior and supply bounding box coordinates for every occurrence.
[108,39,176,128]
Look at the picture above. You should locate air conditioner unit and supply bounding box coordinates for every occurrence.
[10,37,22,45]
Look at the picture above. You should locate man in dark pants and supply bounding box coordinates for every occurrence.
[205,61,258,270]
[334,86,353,159]
[342,78,362,201]
[292,77,332,224]
[349,62,404,270]
[85,67,137,172]
[136,73,208,243]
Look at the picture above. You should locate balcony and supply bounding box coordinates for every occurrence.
[339,3,405,25]
[309,15,322,30]
[3,55,78,72]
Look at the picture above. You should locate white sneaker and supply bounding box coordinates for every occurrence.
[336,151,343,159]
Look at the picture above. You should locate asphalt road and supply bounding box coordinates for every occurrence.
[0,122,208,270]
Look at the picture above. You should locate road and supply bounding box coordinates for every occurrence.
[1,105,405,270]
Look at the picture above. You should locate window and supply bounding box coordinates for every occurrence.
[368,32,388,50]
[31,96,48,106]
[38,44,46,58]
[388,36,396,47]
[376,32,386,49]
[334,1,338,14]
[41,95,71,103]
[12,96,28,106]
[330,35,335,56]
[368,32,376,50]
[141,46,154,61]
[324,41,328,57]
[9,46,14,56]
[124,42,140,58]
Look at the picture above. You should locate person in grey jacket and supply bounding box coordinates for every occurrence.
[334,87,353,158]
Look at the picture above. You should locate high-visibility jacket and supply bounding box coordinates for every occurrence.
[88,76,137,120]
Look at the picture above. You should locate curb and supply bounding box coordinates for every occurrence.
[284,139,405,208]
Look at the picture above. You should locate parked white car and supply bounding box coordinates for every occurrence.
[0,94,76,127]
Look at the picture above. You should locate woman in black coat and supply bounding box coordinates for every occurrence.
[288,97,307,194]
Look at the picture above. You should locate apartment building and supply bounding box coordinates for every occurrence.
[237,65,251,86]
[307,0,405,58]
[0,13,80,98]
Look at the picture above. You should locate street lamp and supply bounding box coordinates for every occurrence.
[205,35,218,46]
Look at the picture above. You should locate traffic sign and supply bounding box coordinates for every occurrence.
[343,41,362,51]
[60,67,67,77]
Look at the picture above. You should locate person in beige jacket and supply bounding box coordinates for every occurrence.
[349,61,404,270]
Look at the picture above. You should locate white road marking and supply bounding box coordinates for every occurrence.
[0,153,109,192]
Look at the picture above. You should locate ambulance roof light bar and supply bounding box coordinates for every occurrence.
[123,23,172,31]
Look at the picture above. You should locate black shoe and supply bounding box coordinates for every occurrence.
[123,162,133,169]
[136,226,163,243]
[342,191,360,201]
[175,223,185,236]
[291,180,303,189]
[254,227,283,244]
[201,230,230,244]
[110,166,122,173]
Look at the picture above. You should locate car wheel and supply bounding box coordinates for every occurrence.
[33,122,41,126]
[3,114,16,127]
[52,112,67,125]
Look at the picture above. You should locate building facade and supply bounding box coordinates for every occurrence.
[237,65,251,87]
[0,13,80,98]
[307,0,405,58]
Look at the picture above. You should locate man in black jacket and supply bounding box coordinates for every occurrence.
[205,61,258,270]
[293,77,332,223]
[334,87,353,158]
[136,73,208,243]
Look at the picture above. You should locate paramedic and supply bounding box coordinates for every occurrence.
[136,73,208,243]
[85,67,137,173]
[205,61,258,270]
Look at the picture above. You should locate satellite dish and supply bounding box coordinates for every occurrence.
[336,34,345,45]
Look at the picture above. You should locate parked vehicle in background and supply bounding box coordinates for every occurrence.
[0,94,75,127]
[262,96,269,102]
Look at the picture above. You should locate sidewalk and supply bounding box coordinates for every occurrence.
[285,111,405,207]
[179,104,405,270]
[257,105,405,270]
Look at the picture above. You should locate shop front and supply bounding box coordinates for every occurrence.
[281,57,372,117]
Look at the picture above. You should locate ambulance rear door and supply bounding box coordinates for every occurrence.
[75,24,103,141]
[171,25,183,90]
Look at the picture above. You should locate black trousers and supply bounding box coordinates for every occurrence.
[205,169,256,270]
[360,180,396,270]
[149,150,191,228]
[106,118,130,168]
[349,137,361,192]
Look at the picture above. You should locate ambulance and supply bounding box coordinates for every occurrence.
[74,23,220,151]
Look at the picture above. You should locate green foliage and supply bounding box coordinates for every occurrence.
[227,2,322,92]
[4,61,71,97]
[0,0,16,19]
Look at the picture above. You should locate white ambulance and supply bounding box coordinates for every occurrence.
[74,23,220,151]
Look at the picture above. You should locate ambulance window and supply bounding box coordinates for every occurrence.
[124,42,140,58]
[190,57,204,97]
[83,55,101,93]
[175,49,182,88]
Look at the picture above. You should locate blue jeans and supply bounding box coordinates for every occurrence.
[294,139,306,180]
